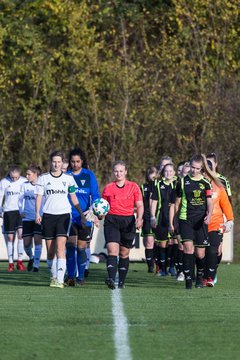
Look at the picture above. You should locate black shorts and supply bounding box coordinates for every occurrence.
[208,231,223,247]
[179,217,209,247]
[69,222,93,241]
[3,210,22,234]
[22,221,42,238]
[42,213,71,240]
[153,225,169,242]
[104,214,136,249]
[141,219,154,237]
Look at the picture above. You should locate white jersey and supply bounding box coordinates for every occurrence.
[35,172,77,215]
[19,181,44,221]
[0,176,27,212]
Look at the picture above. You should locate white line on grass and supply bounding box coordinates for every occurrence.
[111,289,132,360]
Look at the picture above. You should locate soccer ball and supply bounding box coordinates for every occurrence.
[92,198,110,216]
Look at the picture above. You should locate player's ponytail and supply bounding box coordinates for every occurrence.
[201,154,222,187]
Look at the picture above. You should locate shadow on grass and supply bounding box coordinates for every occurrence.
[0,264,49,287]
[0,262,182,289]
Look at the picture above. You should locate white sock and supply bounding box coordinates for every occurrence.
[34,245,42,268]
[85,247,91,270]
[7,241,14,263]
[17,239,24,261]
[57,258,66,284]
[52,257,57,278]
[24,245,33,260]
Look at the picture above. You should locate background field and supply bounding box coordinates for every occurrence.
[0,262,239,360]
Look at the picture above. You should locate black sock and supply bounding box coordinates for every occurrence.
[154,243,159,266]
[166,244,173,268]
[159,247,166,272]
[206,246,218,279]
[155,245,160,269]
[196,257,205,278]
[178,249,184,274]
[183,253,194,280]
[145,249,154,270]
[118,257,129,285]
[106,255,118,281]
[172,244,178,268]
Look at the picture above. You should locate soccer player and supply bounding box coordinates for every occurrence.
[150,163,176,276]
[176,161,185,177]
[65,147,100,286]
[174,154,215,289]
[206,153,232,202]
[18,165,43,272]
[206,152,232,279]
[203,160,234,286]
[0,166,27,271]
[141,166,158,273]
[35,150,85,288]
[102,160,143,289]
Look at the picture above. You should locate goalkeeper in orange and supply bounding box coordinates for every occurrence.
[204,160,234,287]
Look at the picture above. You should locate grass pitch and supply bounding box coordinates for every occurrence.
[0,262,239,360]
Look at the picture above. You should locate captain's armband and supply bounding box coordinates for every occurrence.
[68,185,76,194]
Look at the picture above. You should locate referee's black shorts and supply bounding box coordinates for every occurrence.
[104,214,136,249]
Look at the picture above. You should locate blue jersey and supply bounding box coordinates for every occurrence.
[68,168,100,226]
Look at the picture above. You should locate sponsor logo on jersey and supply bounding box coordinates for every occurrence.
[193,190,201,198]
[75,188,88,194]
[46,189,67,195]
[6,191,20,196]
[24,195,35,200]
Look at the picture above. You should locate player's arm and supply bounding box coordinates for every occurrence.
[35,194,43,224]
[169,204,175,234]
[90,172,101,202]
[150,199,158,228]
[0,180,5,215]
[219,188,234,232]
[69,190,86,226]
[18,185,25,218]
[135,199,144,229]
[204,197,213,225]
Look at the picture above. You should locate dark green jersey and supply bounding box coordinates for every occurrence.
[176,174,212,220]
[141,182,152,220]
[152,179,175,225]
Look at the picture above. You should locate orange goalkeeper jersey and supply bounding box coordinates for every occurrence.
[208,181,234,232]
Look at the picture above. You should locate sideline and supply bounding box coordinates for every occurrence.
[111,289,132,360]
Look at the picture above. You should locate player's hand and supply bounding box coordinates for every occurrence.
[169,224,175,235]
[84,208,95,222]
[35,214,42,225]
[204,213,211,225]
[221,220,233,233]
[135,217,143,230]
[150,216,156,228]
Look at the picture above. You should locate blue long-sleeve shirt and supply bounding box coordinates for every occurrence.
[68,168,100,226]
